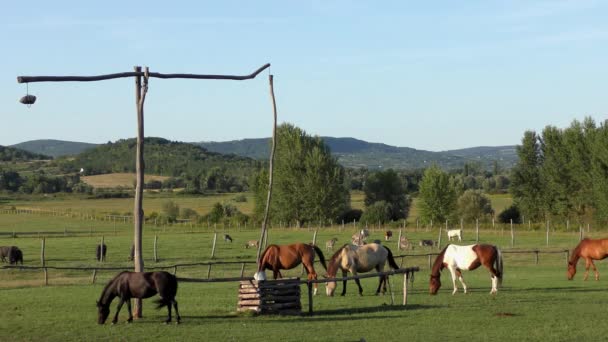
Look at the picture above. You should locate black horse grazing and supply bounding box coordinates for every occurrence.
[96,244,107,262]
[1,246,23,264]
[97,271,180,325]
[224,234,233,243]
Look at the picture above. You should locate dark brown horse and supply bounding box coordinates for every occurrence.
[429,244,503,295]
[255,243,327,295]
[1,246,23,264]
[97,271,180,324]
[567,238,608,281]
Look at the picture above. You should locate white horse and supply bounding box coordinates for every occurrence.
[446,229,462,241]
[429,244,503,295]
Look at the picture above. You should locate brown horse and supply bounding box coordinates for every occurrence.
[255,243,327,295]
[567,238,608,281]
[429,244,503,295]
[97,271,180,324]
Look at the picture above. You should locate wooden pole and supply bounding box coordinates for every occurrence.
[546,220,549,247]
[312,230,318,246]
[100,235,105,262]
[133,66,148,319]
[307,282,314,315]
[397,229,402,251]
[402,273,408,306]
[211,233,218,259]
[510,219,514,247]
[154,235,158,262]
[437,224,442,249]
[256,74,278,265]
[475,218,479,243]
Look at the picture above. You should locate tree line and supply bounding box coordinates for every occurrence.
[510,117,608,225]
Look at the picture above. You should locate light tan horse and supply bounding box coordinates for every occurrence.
[255,243,327,295]
[325,243,399,296]
[567,238,608,281]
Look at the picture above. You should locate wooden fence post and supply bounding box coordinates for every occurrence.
[475,218,479,243]
[240,263,246,277]
[402,272,408,306]
[510,219,514,247]
[100,235,105,262]
[154,235,158,262]
[307,282,314,316]
[437,224,442,250]
[397,229,402,251]
[546,221,550,246]
[211,233,217,259]
[91,269,97,284]
[312,230,318,246]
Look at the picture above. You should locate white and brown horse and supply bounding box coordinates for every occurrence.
[429,244,503,295]
[325,243,400,296]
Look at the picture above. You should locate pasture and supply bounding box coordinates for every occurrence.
[1,210,608,341]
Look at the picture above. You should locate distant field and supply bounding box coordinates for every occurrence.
[82,173,170,188]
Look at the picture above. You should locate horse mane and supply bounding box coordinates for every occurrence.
[430,245,450,277]
[569,239,589,265]
[98,271,127,305]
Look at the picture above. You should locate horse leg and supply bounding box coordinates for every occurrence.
[173,300,181,324]
[591,260,599,281]
[374,265,385,295]
[112,299,125,324]
[455,269,468,294]
[584,259,591,281]
[448,267,458,295]
[165,300,172,324]
[352,271,363,296]
[125,299,133,323]
[341,270,348,296]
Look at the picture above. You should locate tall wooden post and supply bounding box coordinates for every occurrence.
[133,66,148,318]
[475,218,479,243]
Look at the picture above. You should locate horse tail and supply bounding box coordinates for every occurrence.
[495,247,503,286]
[384,246,400,270]
[312,245,328,271]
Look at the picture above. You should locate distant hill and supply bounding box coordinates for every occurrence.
[196,137,518,170]
[11,139,98,158]
[0,145,51,162]
[59,137,261,179]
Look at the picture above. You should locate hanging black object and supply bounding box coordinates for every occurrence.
[19,94,36,105]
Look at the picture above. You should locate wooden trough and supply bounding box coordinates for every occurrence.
[237,278,301,315]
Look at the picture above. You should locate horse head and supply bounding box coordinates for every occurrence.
[254,271,267,281]
[325,276,338,296]
[96,301,110,324]
[429,274,441,295]
[566,261,576,280]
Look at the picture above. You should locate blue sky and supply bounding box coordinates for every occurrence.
[1,1,606,151]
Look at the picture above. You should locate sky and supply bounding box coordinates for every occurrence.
[1,0,606,151]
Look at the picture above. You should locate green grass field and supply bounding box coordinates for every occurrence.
[1,208,608,341]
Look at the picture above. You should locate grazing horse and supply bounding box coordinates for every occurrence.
[224,234,233,243]
[255,243,327,295]
[326,238,338,251]
[567,238,608,281]
[9,248,23,265]
[245,240,259,249]
[419,239,435,247]
[429,244,503,295]
[351,229,370,246]
[384,230,393,241]
[399,236,411,250]
[96,243,107,262]
[447,229,462,241]
[325,243,400,296]
[1,246,13,262]
[97,271,180,324]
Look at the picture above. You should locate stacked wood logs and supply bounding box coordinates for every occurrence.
[237,278,301,315]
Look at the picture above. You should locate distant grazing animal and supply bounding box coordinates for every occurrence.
[351,229,370,246]
[245,240,259,249]
[447,229,462,241]
[567,238,608,281]
[96,271,180,324]
[325,243,399,296]
[1,246,13,262]
[384,230,393,241]
[326,238,338,251]
[399,236,411,250]
[224,234,233,243]
[10,248,23,265]
[429,244,503,295]
[96,244,107,262]
[419,239,435,247]
[255,243,327,295]
[1,246,23,265]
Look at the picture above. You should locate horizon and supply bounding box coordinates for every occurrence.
[2,1,607,150]
[7,135,518,154]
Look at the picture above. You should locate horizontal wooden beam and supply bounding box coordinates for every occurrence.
[17,63,270,83]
